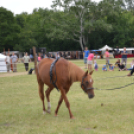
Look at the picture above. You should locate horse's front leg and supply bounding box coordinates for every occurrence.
[45,87,53,113]
[55,95,63,116]
[60,88,74,119]
[55,88,70,116]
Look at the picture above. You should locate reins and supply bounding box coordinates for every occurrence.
[94,75,134,90]
[95,75,127,80]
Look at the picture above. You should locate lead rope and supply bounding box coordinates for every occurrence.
[94,76,134,90]
[95,75,127,80]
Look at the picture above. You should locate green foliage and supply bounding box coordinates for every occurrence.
[1,0,134,52]
[0,7,20,51]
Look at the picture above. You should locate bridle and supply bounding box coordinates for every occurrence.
[81,76,94,93]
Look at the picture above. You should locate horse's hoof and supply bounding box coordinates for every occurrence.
[43,111,46,115]
[70,116,75,119]
[55,114,58,117]
[46,110,51,114]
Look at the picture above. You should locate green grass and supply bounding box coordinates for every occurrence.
[0,58,134,134]
[17,62,34,72]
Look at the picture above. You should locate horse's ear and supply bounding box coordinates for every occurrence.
[89,70,94,75]
[84,70,88,76]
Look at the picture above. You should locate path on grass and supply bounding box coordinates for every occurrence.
[0,72,28,78]
[0,67,85,77]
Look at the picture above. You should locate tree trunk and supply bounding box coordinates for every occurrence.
[80,16,84,51]
[79,37,84,51]
[83,35,88,47]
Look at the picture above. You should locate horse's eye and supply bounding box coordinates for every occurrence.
[86,81,89,84]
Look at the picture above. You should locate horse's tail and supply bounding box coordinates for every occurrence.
[33,47,38,74]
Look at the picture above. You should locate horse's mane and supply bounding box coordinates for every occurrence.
[68,61,84,83]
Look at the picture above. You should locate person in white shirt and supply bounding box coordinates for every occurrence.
[127,60,134,76]
[10,52,18,72]
[23,53,30,71]
[5,53,11,72]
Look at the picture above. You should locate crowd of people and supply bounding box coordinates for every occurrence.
[3,47,134,76]
[4,52,60,73]
[5,52,31,73]
[5,52,18,72]
[83,47,134,76]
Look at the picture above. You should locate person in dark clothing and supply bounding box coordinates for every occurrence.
[121,47,128,68]
[119,64,125,71]
[127,67,134,76]
[127,62,134,76]
[115,59,120,68]
[115,59,125,71]
[116,46,120,53]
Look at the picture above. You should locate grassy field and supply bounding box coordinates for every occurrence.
[0,58,134,134]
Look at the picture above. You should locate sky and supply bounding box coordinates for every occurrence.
[0,0,101,15]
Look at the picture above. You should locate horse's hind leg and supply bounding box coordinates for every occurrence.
[38,83,46,114]
[45,87,53,113]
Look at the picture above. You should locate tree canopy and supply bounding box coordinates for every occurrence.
[0,0,134,52]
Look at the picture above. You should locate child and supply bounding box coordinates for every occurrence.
[102,65,107,71]
[87,52,95,72]
[94,60,98,71]
[109,64,114,71]
[115,59,120,68]
[38,53,41,62]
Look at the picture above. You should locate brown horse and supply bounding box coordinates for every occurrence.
[33,47,95,119]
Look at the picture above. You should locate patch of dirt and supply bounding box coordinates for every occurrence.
[0,72,28,78]
[0,123,10,127]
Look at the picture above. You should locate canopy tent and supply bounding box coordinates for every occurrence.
[119,48,134,51]
[0,53,7,72]
[99,45,113,51]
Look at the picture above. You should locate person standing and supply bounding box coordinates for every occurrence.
[23,53,30,71]
[5,53,11,72]
[87,52,95,72]
[83,47,90,69]
[10,52,18,72]
[30,54,33,62]
[44,54,48,58]
[105,49,110,67]
[41,53,44,59]
[121,47,127,68]
[38,53,41,62]
[55,52,60,59]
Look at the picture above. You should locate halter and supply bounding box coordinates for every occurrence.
[81,76,94,93]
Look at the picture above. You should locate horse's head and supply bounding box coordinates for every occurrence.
[81,70,95,99]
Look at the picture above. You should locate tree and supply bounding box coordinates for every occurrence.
[49,0,113,50]
[0,7,20,51]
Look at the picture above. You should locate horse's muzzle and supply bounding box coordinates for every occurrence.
[88,94,94,99]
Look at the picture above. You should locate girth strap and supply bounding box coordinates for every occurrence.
[50,57,60,91]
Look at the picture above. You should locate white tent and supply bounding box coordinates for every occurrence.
[0,53,7,72]
[119,48,134,51]
[99,45,113,51]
